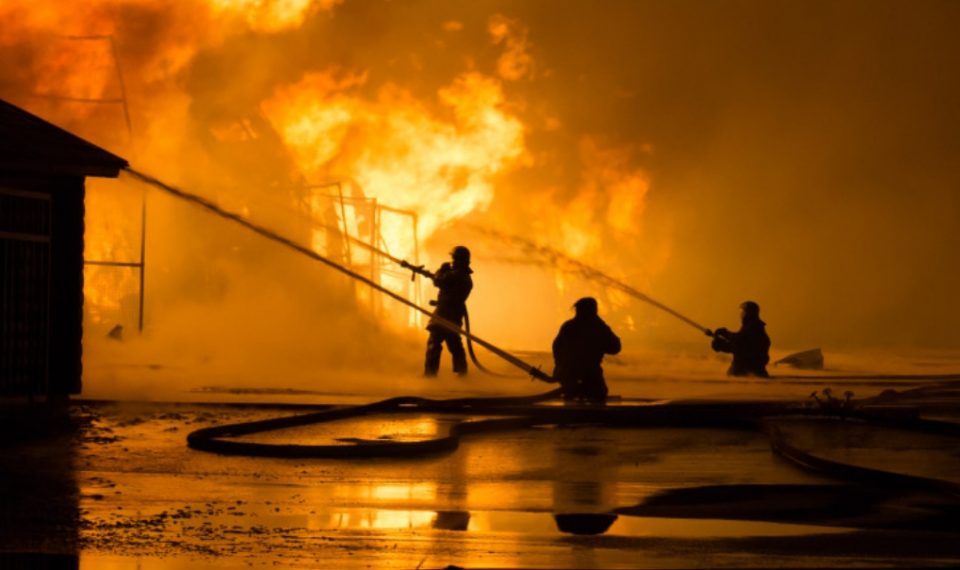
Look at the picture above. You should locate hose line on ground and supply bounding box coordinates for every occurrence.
[185,387,960,501]
[766,423,960,496]
[464,307,519,378]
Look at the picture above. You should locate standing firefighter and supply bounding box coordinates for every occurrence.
[708,300,771,377]
[552,297,622,403]
[423,246,474,377]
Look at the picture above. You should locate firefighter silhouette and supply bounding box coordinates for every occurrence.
[708,300,771,377]
[552,297,622,403]
[424,246,473,377]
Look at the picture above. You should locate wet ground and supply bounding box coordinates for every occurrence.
[4,362,960,568]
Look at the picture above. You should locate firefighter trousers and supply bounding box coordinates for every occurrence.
[424,327,467,376]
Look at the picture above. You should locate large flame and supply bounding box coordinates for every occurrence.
[1,0,657,339]
[529,137,655,313]
[261,68,527,258]
[209,0,338,32]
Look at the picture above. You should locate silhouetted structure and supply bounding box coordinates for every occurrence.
[0,414,80,567]
[424,245,473,376]
[709,300,771,377]
[552,297,621,403]
[0,99,127,400]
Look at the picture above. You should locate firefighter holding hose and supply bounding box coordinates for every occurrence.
[708,300,771,377]
[422,246,474,377]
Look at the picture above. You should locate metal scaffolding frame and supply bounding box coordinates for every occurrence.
[26,35,425,333]
[33,35,147,332]
[302,181,423,328]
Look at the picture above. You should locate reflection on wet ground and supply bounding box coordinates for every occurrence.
[3,383,960,568]
[238,413,456,445]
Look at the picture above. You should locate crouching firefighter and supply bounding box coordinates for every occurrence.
[552,297,622,403]
[708,300,771,377]
[415,246,474,377]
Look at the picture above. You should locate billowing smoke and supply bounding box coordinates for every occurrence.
[442,0,960,351]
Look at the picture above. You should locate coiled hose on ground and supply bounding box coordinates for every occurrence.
[184,385,960,498]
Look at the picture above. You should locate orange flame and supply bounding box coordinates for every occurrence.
[2,2,660,338]
[208,0,337,32]
[262,69,528,258]
[488,15,535,81]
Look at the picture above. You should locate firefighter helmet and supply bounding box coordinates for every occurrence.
[451,245,471,265]
[573,297,599,316]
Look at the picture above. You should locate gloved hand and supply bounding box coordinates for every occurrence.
[440,262,451,271]
[401,260,431,281]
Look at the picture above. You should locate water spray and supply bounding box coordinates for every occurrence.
[141,169,960,481]
[463,224,712,336]
[122,167,553,383]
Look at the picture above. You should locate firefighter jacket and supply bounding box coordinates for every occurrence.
[428,263,473,329]
[711,317,771,377]
[552,314,622,373]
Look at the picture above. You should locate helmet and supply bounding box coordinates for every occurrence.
[740,300,760,318]
[451,245,471,265]
[573,297,599,316]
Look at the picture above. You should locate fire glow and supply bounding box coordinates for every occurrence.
[260,68,528,259]
[1,0,657,344]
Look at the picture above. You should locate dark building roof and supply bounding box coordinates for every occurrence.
[0,98,128,178]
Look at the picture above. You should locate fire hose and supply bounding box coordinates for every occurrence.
[129,166,714,374]
[397,260,518,378]
[128,165,711,372]
[124,168,960,500]
[464,308,516,377]
[123,168,551,383]
[128,167,525,378]
[183,385,960,502]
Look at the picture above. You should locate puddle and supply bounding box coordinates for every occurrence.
[108,504,852,537]
[66,509,852,569]
[235,413,461,445]
[5,399,959,569]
